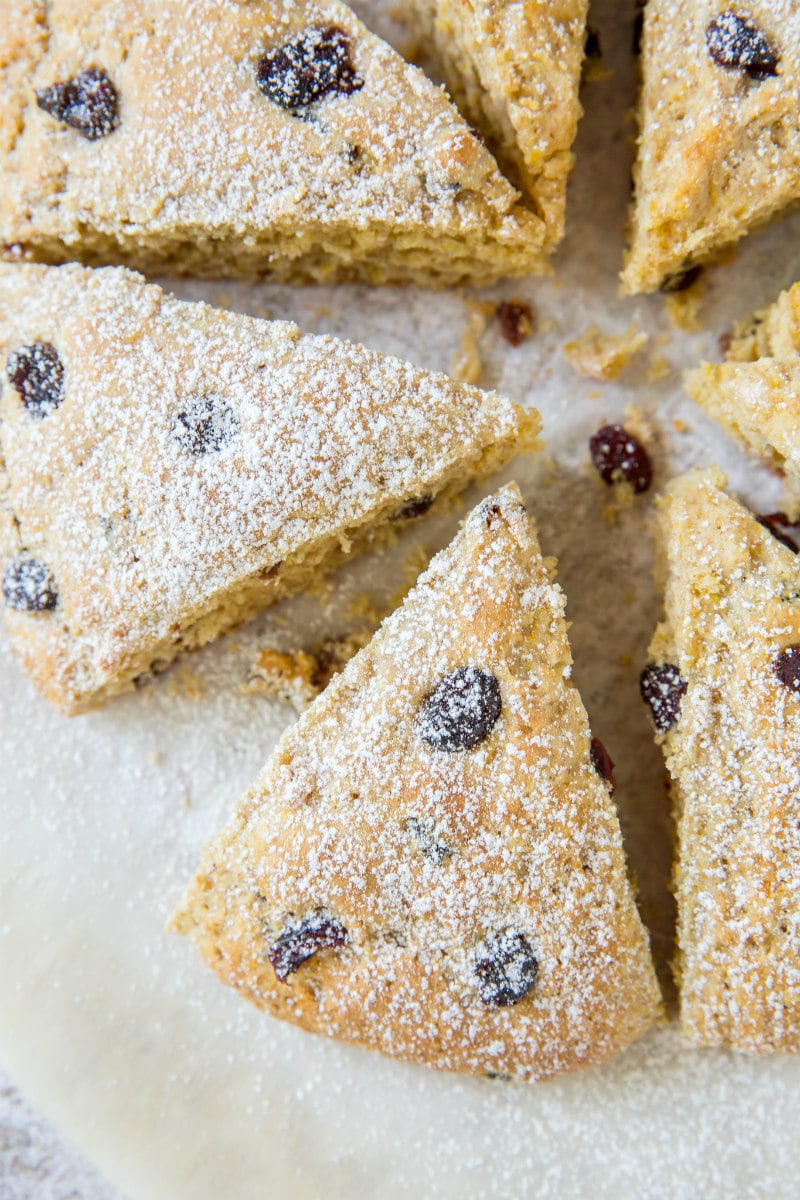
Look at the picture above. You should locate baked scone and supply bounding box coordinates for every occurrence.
[623,3,800,294]
[404,0,588,254]
[643,468,800,1051]
[0,263,539,713]
[172,484,662,1080]
[0,0,547,285]
[686,281,800,511]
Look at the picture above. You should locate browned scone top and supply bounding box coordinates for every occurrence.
[404,0,588,252]
[0,0,546,284]
[172,485,662,1080]
[646,469,800,1051]
[623,1,800,293]
[0,263,538,713]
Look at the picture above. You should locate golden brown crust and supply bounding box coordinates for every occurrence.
[648,469,800,1050]
[172,485,662,1080]
[0,0,546,284]
[0,262,538,712]
[623,1,800,294]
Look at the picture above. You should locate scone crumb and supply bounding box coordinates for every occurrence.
[647,355,671,383]
[246,631,372,711]
[450,301,492,383]
[665,284,704,332]
[673,417,689,434]
[564,324,648,380]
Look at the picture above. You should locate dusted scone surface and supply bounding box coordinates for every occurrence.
[404,0,587,254]
[623,1,800,294]
[0,263,538,713]
[686,281,800,508]
[0,0,545,284]
[172,485,662,1081]
[647,469,800,1051]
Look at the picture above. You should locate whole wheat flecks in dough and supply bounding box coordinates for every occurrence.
[644,468,800,1050]
[0,0,549,284]
[0,263,539,713]
[403,0,588,254]
[172,485,662,1080]
[686,280,800,513]
[623,1,800,293]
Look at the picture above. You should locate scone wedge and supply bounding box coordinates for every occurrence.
[623,3,800,293]
[172,484,662,1080]
[404,0,588,256]
[643,468,800,1051]
[0,0,546,284]
[686,281,800,511]
[0,263,538,713]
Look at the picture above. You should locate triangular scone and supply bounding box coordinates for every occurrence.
[0,0,546,285]
[172,484,661,1080]
[623,3,800,293]
[686,282,800,510]
[404,1,587,254]
[644,468,800,1051]
[0,263,539,713]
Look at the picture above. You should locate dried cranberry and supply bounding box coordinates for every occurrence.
[396,494,434,520]
[406,817,451,865]
[173,396,239,455]
[418,666,501,752]
[590,737,616,794]
[774,645,800,694]
[757,512,800,553]
[7,343,65,418]
[589,424,652,494]
[35,68,119,140]
[660,265,702,293]
[257,26,363,112]
[2,558,58,612]
[474,931,538,1007]
[497,301,533,347]
[640,663,687,733]
[268,912,347,982]
[706,11,779,82]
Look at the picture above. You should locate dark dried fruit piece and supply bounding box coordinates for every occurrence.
[268,912,348,981]
[406,816,451,865]
[396,494,434,520]
[497,301,533,347]
[418,666,502,752]
[7,342,65,418]
[706,11,779,82]
[590,736,616,794]
[757,512,800,554]
[173,396,239,455]
[589,424,653,494]
[2,558,58,612]
[256,26,363,112]
[660,265,702,293]
[774,645,800,694]
[35,68,119,140]
[474,931,538,1007]
[640,663,687,733]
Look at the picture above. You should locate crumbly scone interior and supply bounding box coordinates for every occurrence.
[172,485,662,1081]
[649,468,800,1049]
[0,0,546,284]
[0,263,539,712]
[623,1,800,293]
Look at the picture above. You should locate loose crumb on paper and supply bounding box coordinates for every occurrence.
[450,301,491,383]
[246,631,372,711]
[564,324,648,381]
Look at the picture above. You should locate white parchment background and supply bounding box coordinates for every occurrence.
[3,2,800,1197]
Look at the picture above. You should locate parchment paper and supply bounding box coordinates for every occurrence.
[3,2,800,1196]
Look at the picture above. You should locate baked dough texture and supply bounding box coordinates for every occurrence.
[623,1,800,294]
[686,281,800,509]
[0,263,538,713]
[404,0,588,254]
[172,484,662,1080]
[647,468,800,1050]
[0,0,547,285]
